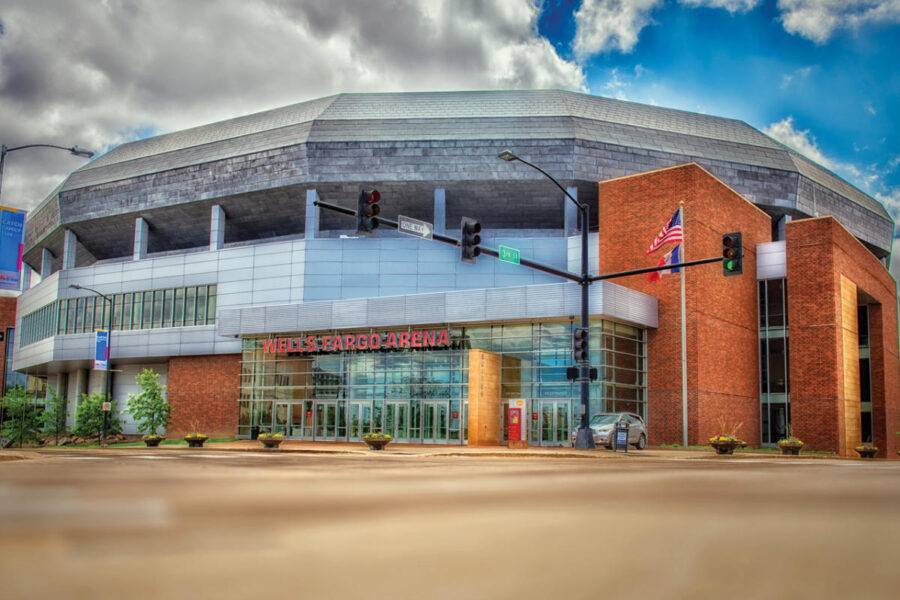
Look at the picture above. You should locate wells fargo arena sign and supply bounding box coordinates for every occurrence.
[262,329,451,354]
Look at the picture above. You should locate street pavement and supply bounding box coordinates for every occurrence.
[1,444,898,599]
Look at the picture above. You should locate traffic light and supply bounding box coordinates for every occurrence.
[460,217,481,263]
[573,327,588,363]
[356,189,381,236]
[722,232,743,276]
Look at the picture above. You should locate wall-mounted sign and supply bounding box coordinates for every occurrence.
[94,329,109,370]
[262,329,451,354]
[0,207,26,291]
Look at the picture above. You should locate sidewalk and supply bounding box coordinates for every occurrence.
[9,439,856,461]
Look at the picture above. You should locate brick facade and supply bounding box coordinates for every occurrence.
[786,217,900,457]
[596,163,900,456]
[167,354,240,438]
[598,163,773,446]
[0,296,16,391]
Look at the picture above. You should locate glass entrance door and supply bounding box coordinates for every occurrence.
[314,401,338,441]
[384,401,409,442]
[537,400,572,447]
[348,401,374,441]
[423,401,449,444]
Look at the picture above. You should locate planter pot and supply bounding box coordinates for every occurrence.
[777,443,803,456]
[259,438,283,449]
[364,438,392,451]
[710,440,741,455]
[855,447,878,459]
[143,437,163,447]
[185,436,208,448]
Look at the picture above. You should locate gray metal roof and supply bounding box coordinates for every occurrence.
[54,90,885,220]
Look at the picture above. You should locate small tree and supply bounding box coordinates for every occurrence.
[40,385,68,445]
[73,392,122,440]
[1,386,43,447]
[125,368,170,437]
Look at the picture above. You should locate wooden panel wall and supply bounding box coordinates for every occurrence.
[467,349,501,446]
[840,275,861,456]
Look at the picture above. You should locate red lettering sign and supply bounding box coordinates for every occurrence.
[262,329,452,354]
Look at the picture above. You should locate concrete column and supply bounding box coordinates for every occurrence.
[62,229,77,270]
[776,214,792,241]
[74,368,89,404]
[133,217,148,260]
[41,248,54,279]
[305,189,319,240]
[21,264,32,291]
[210,204,226,251]
[434,188,446,235]
[564,186,578,236]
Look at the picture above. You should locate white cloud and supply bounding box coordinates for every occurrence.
[865,102,877,115]
[777,0,900,44]
[573,0,662,57]
[780,65,813,88]
[0,0,586,211]
[679,0,761,12]
[763,116,869,188]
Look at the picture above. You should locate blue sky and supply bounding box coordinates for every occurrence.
[537,0,899,214]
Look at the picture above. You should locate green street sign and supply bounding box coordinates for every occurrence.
[499,245,520,265]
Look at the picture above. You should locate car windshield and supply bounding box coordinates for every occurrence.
[589,414,619,426]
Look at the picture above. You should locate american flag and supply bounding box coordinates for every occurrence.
[646,207,683,254]
[648,245,680,282]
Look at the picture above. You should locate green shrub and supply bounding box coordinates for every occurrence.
[125,368,170,436]
[40,385,68,443]
[73,392,122,439]
[1,386,43,447]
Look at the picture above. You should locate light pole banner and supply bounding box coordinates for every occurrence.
[94,329,109,370]
[0,206,26,291]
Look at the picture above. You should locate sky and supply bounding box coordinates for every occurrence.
[0,0,898,270]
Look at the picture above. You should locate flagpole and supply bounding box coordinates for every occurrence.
[679,201,688,448]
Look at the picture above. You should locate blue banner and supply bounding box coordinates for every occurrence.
[94,330,109,371]
[0,207,26,291]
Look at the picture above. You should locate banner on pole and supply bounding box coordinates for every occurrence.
[94,330,109,370]
[0,206,26,291]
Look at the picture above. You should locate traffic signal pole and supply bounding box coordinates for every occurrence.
[313,196,729,451]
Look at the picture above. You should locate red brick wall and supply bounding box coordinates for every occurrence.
[0,297,18,392]
[786,217,900,457]
[168,354,240,438]
[597,163,771,445]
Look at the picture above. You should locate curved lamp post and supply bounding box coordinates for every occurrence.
[498,150,595,449]
[68,284,113,447]
[0,143,95,204]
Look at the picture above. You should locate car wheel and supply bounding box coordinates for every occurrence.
[635,434,646,450]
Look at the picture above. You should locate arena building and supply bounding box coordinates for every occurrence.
[8,90,899,456]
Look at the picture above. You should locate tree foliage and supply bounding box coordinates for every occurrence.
[125,368,170,436]
[40,385,68,442]
[1,386,43,447]
[73,392,122,439]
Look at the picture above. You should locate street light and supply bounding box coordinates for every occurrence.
[498,150,596,449]
[0,143,95,204]
[68,283,113,447]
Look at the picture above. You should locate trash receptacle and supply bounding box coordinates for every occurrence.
[614,420,629,453]
[251,425,260,440]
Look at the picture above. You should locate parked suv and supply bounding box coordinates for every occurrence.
[571,413,647,449]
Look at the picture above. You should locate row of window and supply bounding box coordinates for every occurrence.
[20,285,217,347]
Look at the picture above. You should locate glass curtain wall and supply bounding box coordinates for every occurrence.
[20,284,217,347]
[759,279,790,444]
[858,306,873,443]
[239,320,646,443]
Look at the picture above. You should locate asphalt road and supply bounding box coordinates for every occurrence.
[1,449,898,599]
